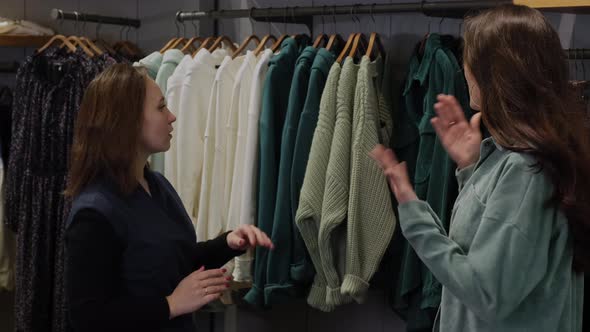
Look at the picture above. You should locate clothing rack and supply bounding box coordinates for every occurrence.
[566,49,590,59]
[176,1,509,33]
[50,8,141,28]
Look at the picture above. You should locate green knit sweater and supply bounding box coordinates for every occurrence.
[341,56,396,304]
[295,62,341,312]
[317,57,358,306]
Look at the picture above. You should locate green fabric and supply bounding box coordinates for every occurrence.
[340,56,395,304]
[151,49,183,175]
[398,137,584,332]
[133,51,163,80]
[391,34,473,331]
[264,46,318,305]
[155,49,183,95]
[290,48,336,285]
[295,62,341,312]
[317,57,358,306]
[244,38,298,307]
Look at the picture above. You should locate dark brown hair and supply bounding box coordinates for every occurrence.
[464,4,590,272]
[65,63,147,197]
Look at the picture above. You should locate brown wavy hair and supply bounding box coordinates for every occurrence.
[464,4,590,272]
[65,63,147,197]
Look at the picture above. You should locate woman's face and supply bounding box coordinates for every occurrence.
[464,65,482,111]
[140,78,176,155]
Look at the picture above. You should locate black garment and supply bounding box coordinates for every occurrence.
[65,169,244,332]
[0,86,12,162]
[5,47,116,332]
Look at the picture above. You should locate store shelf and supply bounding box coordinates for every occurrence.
[0,35,53,48]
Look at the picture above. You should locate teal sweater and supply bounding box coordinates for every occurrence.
[264,46,318,305]
[398,137,584,332]
[244,38,298,307]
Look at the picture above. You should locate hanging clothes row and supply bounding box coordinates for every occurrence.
[3,39,120,331]
[134,30,399,311]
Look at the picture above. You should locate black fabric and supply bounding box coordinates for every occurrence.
[66,169,244,332]
[0,86,12,163]
[4,47,116,332]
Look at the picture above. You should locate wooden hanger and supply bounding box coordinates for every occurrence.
[208,36,237,53]
[79,36,104,55]
[336,32,357,63]
[348,33,369,61]
[160,38,179,53]
[313,34,329,49]
[37,35,77,54]
[63,36,95,57]
[270,34,290,53]
[326,34,343,52]
[193,36,215,56]
[167,38,194,53]
[181,37,204,53]
[254,35,277,56]
[365,32,386,61]
[232,35,261,59]
[92,38,117,55]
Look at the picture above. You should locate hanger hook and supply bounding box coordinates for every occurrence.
[267,7,271,35]
[291,6,297,29]
[458,18,463,37]
[321,5,326,35]
[439,17,445,34]
[58,9,65,28]
[126,22,132,41]
[284,6,288,35]
[332,6,337,35]
[81,13,87,36]
[249,7,255,35]
[580,49,586,81]
[370,3,376,31]
[191,17,198,36]
[95,19,101,40]
[73,11,79,35]
[174,16,180,38]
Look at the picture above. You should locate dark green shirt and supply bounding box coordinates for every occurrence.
[391,33,473,330]
[244,37,298,306]
[264,46,318,305]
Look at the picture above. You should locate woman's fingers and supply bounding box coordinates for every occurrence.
[201,275,231,289]
[370,144,399,170]
[193,268,225,281]
[250,226,273,249]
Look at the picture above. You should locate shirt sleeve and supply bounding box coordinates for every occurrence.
[65,209,170,332]
[398,161,555,322]
[193,231,246,270]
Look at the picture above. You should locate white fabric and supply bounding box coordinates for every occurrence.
[196,55,244,241]
[0,18,54,36]
[233,49,273,281]
[226,51,257,232]
[163,55,194,189]
[171,49,227,228]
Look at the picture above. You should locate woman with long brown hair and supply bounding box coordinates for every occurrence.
[64,64,273,332]
[371,4,586,331]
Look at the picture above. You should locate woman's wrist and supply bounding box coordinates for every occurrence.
[165,295,176,320]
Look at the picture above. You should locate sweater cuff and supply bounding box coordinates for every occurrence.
[341,274,370,304]
[307,282,333,312]
[326,286,353,306]
[455,164,475,192]
[152,296,171,323]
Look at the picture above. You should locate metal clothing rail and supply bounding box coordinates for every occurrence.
[566,49,590,59]
[50,8,141,28]
[176,1,511,24]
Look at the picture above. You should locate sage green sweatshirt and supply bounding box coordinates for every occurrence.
[397,137,584,332]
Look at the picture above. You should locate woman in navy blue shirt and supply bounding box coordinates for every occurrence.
[65,63,273,332]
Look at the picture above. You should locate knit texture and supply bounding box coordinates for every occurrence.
[318,57,357,306]
[290,48,336,284]
[341,56,396,304]
[294,62,341,312]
